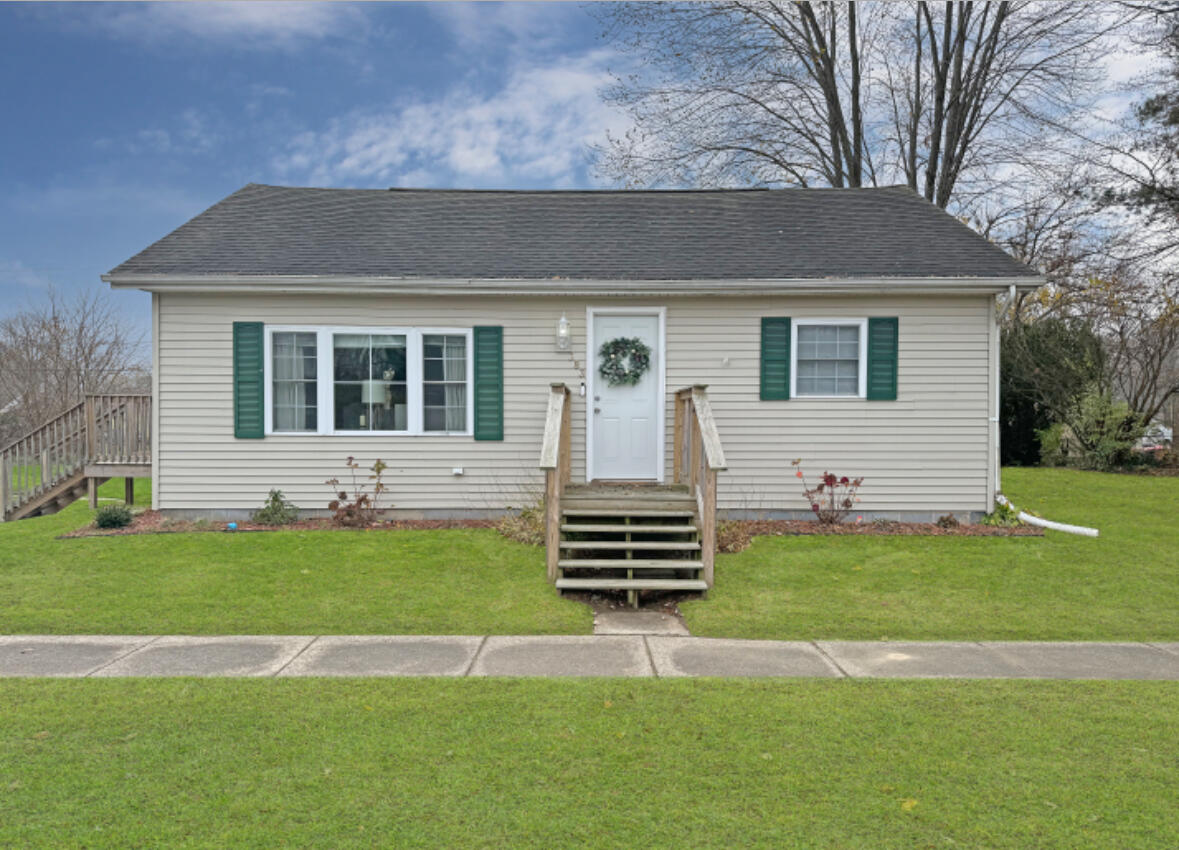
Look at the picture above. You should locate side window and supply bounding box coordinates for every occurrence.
[794,323,862,397]
[422,334,468,432]
[271,331,318,431]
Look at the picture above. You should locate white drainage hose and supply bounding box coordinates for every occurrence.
[996,494,1099,537]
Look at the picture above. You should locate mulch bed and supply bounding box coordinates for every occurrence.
[714,519,1041,553]
[59,510,496,539]
[59,510,1041,541]
[730,519,1042,537]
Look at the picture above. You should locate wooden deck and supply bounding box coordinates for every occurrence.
[1,395,151,521]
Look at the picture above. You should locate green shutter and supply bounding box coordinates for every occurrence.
[233,322,265,438]
[866,317,899,401]
[760,317,791,400]
[473,326,504,441]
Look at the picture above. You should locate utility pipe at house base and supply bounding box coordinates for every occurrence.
[995,494,1099,537]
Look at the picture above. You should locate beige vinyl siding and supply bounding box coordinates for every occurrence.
[156,291,993,516]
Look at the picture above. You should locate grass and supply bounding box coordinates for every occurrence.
[683,467,1179,641]
[1,678,1176,848]
[3,477,1176,848]
[0,478,588,635]
[2,469,1177,639]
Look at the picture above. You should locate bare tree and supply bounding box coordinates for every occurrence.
[0,290,148,446]
[1098,2,1179,260]
[594,2,1136,221]
[1080,270,1179,425]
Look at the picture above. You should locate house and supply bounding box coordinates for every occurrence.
[100,183,1041,596]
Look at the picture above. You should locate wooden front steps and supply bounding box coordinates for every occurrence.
[539,384,726,607]
[555,484,705,606]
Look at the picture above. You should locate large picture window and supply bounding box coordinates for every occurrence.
[333,333,408,431]
[792,319,867,398]
[264,326,472,435]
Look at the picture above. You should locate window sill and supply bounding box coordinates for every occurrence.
[793,395,867,401]
[266,431,474,438]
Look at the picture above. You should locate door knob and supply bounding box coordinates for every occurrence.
[593,407,601,414]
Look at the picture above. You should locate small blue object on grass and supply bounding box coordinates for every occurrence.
[226,522,237,531]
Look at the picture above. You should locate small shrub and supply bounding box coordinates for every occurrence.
[495,501,545,546]
[791,460,864,524]
[871,517,895,530]
[716,520,753,553]
[980,502,1022,528]
[326,457,389,527]
[936,513,960,529]
[1037,423,1070,467]
[1153,448,1179,469]
[252,489,299,526]
[94,503,133,529]
[1039,386,1145,470]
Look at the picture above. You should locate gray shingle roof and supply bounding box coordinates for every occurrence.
[106,183,1035,281]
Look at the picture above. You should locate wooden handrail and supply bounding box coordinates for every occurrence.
[673,385,726,589]
[1,393,151,520]
[539,384,572,582]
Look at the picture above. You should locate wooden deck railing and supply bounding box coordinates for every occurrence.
[1,394,151,520]
[538,383,572,582]
[86,394,152,465]
[673,385,727,588]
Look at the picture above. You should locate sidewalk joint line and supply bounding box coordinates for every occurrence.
[642,635,659,678]
[974,641,1036,676]
[463,636,489,677]
[86,635,164,678]
[810,641,850,678]
[273,636,319,677]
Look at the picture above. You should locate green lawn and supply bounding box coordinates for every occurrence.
[0,478,588,635]
[2,678,1176,848]
[1,469,1177,639]
[683,467,1179,641]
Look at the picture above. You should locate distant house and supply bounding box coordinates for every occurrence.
[103,183,1042,523]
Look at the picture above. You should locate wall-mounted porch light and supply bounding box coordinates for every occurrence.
[556,313,570,350]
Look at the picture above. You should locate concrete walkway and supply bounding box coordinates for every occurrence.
[3,635,1179,679]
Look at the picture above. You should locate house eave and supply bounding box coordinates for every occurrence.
[103,273,1045,297]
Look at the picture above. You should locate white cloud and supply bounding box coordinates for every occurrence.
[67,2,367,50]
[272,50,631,188]
[105,108,223,156]
[429,2,583,51]
[0,260,52,290]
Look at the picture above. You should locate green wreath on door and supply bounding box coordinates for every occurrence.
[598,337,652,387]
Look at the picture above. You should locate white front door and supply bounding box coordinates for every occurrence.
[590,311,661,481]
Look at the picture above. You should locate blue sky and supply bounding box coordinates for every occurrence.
[0,2,627,335]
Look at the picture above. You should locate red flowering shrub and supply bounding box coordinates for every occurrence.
[792,460,864,524]
[326,456,389,527]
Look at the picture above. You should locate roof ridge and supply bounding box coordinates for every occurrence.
[241,182,925,195]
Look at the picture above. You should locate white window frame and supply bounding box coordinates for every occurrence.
[263,325,474,437]
[790,317,869,400]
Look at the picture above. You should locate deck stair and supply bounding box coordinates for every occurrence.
[555,484,708,605]
[1,394,151,522]
[539,383,726,608]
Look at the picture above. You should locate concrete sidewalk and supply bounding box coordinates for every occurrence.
[3,635,1179,679]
